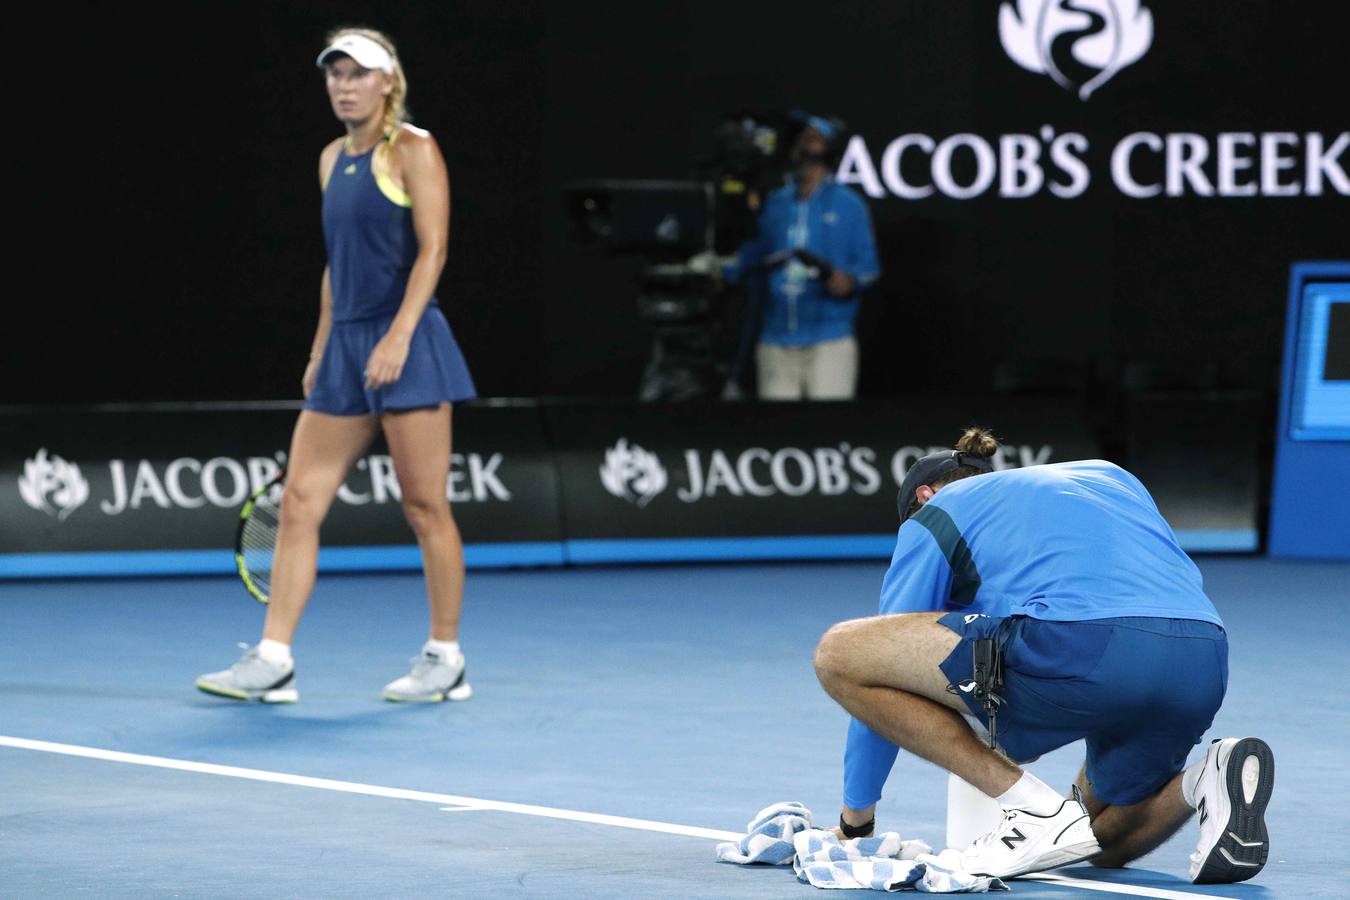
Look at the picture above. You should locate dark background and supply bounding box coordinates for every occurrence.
[9,0,1346,405]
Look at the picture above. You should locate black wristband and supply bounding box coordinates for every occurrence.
[838,813,875,839]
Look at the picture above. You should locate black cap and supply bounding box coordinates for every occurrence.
[896,451,995,524]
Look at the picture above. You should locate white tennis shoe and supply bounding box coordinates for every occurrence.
[383,648,472,702]
[196,644,298,703]
[1189,737,1274,884]
[958,786,1101,879]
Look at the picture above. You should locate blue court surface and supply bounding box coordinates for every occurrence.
[2,557,1344,898]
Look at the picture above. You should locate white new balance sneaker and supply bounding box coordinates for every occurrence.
[382,648,472,702]
[959,786,1101,879]
[196,644,298,703]
[1189,737,1274,884]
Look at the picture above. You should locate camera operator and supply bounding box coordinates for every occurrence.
[719,114,880,401]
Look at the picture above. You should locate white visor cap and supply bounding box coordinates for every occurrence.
[316,34,395,74]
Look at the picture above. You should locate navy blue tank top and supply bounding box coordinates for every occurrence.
[322,134,431,322]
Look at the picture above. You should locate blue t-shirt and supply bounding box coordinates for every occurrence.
[724,177,880,346]
[842,460,1222,808]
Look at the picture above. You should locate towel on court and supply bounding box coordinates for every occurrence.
[913,849,1011,894]
[714,801,811,864]
[792,831,1005,892]
[791,827,926,890]
[716,802,1007,892]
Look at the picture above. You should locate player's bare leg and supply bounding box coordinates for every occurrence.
[262,411,378,643]
[197,411,375,702]
[379,402,471,702]
[815,613,1023,797]
[383,402,464,642]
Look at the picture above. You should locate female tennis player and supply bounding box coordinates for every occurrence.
[814,428,1273,884]
[198,27,475,704]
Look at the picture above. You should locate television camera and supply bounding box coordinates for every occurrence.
[564,109,846,401]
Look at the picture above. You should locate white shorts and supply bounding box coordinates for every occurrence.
[756,336,858,400]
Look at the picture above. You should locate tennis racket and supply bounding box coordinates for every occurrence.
[235,471,285,603]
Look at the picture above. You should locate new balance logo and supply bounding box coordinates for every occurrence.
[1197,796,1208,825]
[1001,827,1027,851]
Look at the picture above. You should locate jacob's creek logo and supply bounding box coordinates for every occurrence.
[14,450,510,522]
[19,449,90,521]
[999,0,1153,101]
[600,438,668,507]
[835,3,1347,201]
[600,442,1053,505]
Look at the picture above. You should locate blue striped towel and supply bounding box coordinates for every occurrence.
[716,802,1007,892]
[714,801,812,865]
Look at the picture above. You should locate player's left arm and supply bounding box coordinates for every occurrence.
[836,718,896,837]
[364,128,451,389]
[833,525,953,835]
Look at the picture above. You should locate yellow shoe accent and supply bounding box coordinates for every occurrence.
[196,679,249,700]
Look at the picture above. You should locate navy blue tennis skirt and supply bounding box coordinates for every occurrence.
[304,306,476,416]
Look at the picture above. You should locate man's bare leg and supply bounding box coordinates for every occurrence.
[816,611,1102,878]
[1075,766,1194,867]
[814,612,1023,809]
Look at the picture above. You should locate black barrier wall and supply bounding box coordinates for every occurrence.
[8,2,1346,404]
[0,403,562,560]
[544,397,1100,541]
[1,398,1259,576]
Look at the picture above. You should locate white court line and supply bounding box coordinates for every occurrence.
[1022,872,1233,900]
[1,735,1238,900]
[0,735,736,841]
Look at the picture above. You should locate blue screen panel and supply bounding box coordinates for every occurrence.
[1269,262,1350,560]
[1290,283,1350,440]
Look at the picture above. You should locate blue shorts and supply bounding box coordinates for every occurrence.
[305,306,476,416]
[938,612,1228,806]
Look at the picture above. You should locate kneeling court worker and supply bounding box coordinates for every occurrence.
[813,427,1273,884]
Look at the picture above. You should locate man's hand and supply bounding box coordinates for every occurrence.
[791,248,834,279]
[826,269,856,297]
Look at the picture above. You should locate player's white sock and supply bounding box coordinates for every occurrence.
[257,639,292,667]
[1181,757,1205,809]
[996,771,1064,816]
[425,639,460,660]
